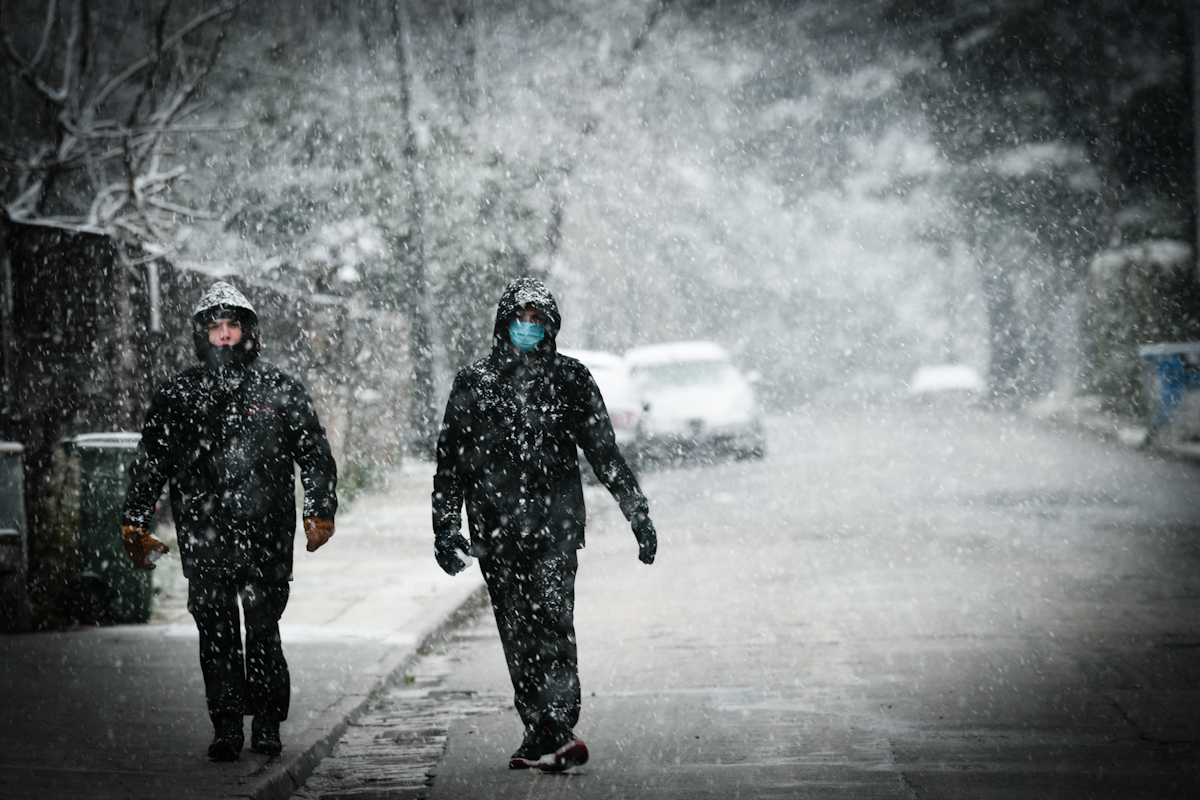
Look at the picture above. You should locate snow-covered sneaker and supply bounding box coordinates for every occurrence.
[508,727,545,769]
[537,737,588,772]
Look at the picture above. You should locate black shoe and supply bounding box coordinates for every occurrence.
[508,726,546,769]
[208,716,244,762]
[250,717,282,757]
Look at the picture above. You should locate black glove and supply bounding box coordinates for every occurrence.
[435,530,471,575]
[632,515,657,565]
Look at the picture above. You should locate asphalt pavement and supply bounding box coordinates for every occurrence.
[0,463,486,800]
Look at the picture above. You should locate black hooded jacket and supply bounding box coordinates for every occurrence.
[123,283,337,581]
[433,278,648,558]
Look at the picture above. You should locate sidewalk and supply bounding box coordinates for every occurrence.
[1026,391,1200,461]
[0,463,485,800]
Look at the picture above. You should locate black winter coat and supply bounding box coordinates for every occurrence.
[433,278,647,558]
[434,348,647,558]
[124,360,337,581]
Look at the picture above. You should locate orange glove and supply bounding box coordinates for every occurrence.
[304,517,334,552]
[122,525,169,570]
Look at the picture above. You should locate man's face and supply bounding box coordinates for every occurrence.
[207,317,243,346]
[514,305,548,325]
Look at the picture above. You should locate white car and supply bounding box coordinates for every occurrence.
[624,341,765,461]
[559,348,643,463]
[907,364,985,405]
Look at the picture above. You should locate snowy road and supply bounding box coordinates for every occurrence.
[301,403,1200,799]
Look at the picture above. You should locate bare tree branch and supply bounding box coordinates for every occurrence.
[97,0,137,83]
[600,0,674,90]
[30,0,61,71]
[146,196,218,219]
[57,0,83,110]
[91,1,241,112]
[0,13,69,106]
[3,0,243,256]
[77,0,93,102]
[133,6,231,177]
[124,1,170,133]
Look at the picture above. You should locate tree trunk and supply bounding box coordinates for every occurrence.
[1192,0,1200,288]
[0,218,12,441]
[391,0,437,456]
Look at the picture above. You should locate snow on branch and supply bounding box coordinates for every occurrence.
[0,0,243,251]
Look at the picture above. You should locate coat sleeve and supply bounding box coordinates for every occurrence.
[574,368,649,521]
[432,372,469,536]
[286,380,338,521]
[123,384,172,528]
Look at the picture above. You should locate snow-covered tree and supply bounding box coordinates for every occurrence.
[1,0,240,254]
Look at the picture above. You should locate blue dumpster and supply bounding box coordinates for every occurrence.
[1139,342,1200,436]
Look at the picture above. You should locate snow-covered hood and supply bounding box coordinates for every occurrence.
[492,277,561,354]
[192,281,257,324]
[191,281,260,367]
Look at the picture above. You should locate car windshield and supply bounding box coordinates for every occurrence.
[633,359,732,390]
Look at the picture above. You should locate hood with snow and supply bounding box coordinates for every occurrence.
[192,281,261,369]
[492,277,561,356]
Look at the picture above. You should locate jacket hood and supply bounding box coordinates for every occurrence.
[192,281,261,367]
[192,281,257,323]
[492,277,561,354]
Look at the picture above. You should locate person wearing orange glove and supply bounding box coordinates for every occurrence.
[123,281,337,762]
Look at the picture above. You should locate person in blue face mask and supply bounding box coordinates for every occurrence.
[433,277,658,773]
[508,310,546,353]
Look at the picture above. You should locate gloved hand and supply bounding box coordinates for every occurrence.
[304,517,335,552]
[632,514,657,565]
[435,530,472,575]
[122,525,169,570]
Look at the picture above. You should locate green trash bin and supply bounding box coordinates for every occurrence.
[0,442,29,631]
[67,433,155,624]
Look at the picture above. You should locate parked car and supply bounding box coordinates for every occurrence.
[907,363,985,405]
[559,348,643,466]
[624,341,765,461]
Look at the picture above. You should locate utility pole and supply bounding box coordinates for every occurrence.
[391,0,437,456]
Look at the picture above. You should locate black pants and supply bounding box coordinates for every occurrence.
[187,571,290,726]
[480,549,580,735]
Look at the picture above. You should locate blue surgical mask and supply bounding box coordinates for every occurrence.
[509,320,545,353]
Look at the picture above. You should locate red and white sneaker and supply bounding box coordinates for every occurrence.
[537,737,589,772]
[508,727,545,769]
